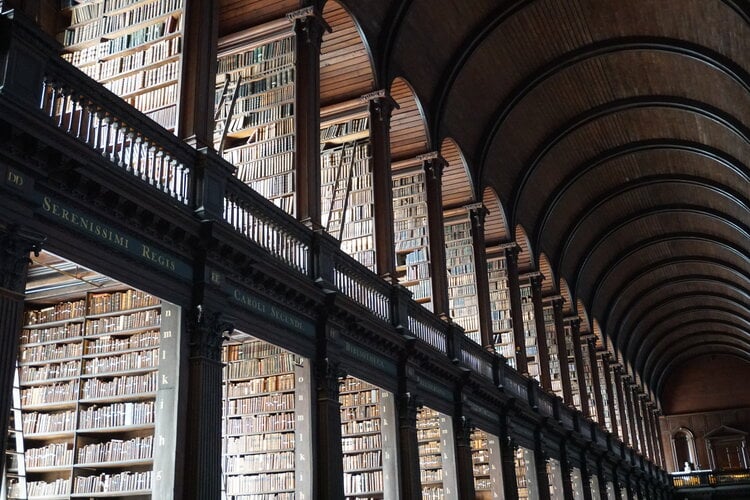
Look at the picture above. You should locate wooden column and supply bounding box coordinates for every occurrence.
[291,6,328,227]
[613,366,630,446]
[653,409,666,467]
[505,244,527,374]
[560,438,575,500]
[623,377,637,449]
[587,340,605,427]
[552,298,573,406]
[534,429,552,500]
[633,394,647,458]
[602,356,619,438]
[568,318,589,417]
[529,273,552,391]
[184,307,233,500]
[397,392,422,499]
[177,0,218,145]
[422,152,449,316]
[313,358,345,499]
[500,414,520,500]
[455,416,477,499]
[366,90,398,280]
[468,203,493,348]
[0,226,43,480]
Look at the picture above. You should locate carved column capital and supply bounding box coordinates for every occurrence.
[0,225,45,293]
[315,357,345,395]
[188,306,233,362]
[467,202,488,229]
[362,89,399,123]
[288,6,331,47]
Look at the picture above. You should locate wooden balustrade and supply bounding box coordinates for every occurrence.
[406,302,448,353]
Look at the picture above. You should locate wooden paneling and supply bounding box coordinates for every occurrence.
[219,0,299,36]
[389,77,430,160]
[440,138,475,208]
[481,186,509,245]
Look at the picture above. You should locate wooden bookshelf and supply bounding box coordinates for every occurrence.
[580,341,598,422]
[544,305,564,399]
[3,366,28,499]
[16,288,178,499]
[320,104,375,270]
[215,19,297,215]
[221,335,312,500]
[444,211,480,344]
[487,252,513,364]
[59,0,185,131]
[515,446,530,500]
[392,160,433,310]
[338,376,398,499]
[470,429,503,500]
[520,284,539,381]
[417,407,458,500]
[565,324,582,411]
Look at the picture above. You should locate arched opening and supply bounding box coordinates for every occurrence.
[672,427,698,472]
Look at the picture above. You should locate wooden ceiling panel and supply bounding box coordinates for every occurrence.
[389,78,430,160]
[440,138,475,208]
[320,1,375,105]
[219,0,299,36]
[481,187,509,245]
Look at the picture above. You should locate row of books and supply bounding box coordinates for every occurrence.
[321,117,369,141]
[23,409,77,435]
[74,470,152,494]
[20,323,84,345]
[223,341,288,361]
[131,81,178,113]
[19,341,83,364]
[225,393,295,415]
[69,0,102,25]
[344,469,383,496]
[77,435,153,464]
[219,52,297,86]
[225,432,295,454]
[221,83,295,118]
[224,354,297,379]
[78,401,155,429]
[341,433,382,452]
[82,348,159,375]
[85,329,160,354]
[225,450,295,474]
[20,361,81,384]
[104,59,179,96]
[81,371,158,399]
[227,101,295,133]
[26,442,74,468]
[21,381,77,407]
[85,309,161,335]
[24,300,86,325]
[223,133,295,163]
[235,154,294,191]
[217,37,295,74]
[224,412,295,435]
[225,472,295,495]
[226,373,295,397]
[28,478,70,497]
[340,404,381,421]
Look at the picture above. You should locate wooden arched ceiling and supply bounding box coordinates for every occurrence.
[320,1,375,105]
[481,187,510,245]
[440,138,475,208]
[389,77,430,160]
[339,0,750,401]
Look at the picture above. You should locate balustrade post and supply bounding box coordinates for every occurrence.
[190,146,234,220]
[183,307,234,500]
[311,228,339,290]
[0,225,44,481]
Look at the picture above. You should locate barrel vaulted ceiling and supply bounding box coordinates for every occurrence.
[221,0,750,404]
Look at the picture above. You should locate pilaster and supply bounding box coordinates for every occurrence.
[529,273,551,391]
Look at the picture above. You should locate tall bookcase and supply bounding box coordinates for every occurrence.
[17,288,179,499]
[470,428,502,500]
[220,334,312,500]
[543,305,563,399]
[580,341,598,422]
[487,252,513,364]
[520,284,539,381]
[444,210,480,344]
[215,20,297,215]
[59,0,185,131]
[515,447,530,500]
[547,457,564,499]
[338,376,398,499]
[3,366,27,499]
[417,407,458,499]
[392,159,432,310]
[320,103,375,270]
[565,324,582,411]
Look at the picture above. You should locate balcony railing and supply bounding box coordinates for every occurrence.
[672,469,750,489]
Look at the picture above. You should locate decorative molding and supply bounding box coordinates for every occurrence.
[0,225,45,293]
[188,305,234,361]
